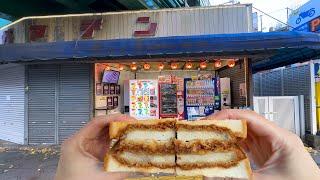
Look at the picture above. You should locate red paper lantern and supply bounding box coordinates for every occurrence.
[158,63,165,70]
[185,62,193,69]
[171,63,178,70]
[228,60,236,68]
[118,64,124,71]
[200,61,207,69]
[214,60,222,68]
[130,62,137,71]
[143,63,151,70]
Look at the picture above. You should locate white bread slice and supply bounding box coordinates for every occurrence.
[105,153,175,174]
[117,151,175,166]
[176,159,252,179]
[176,119,247,139]
[177,151,238,164]
[109,119,176,139]
[125,130,175,141]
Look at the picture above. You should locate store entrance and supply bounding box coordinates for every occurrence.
[94,60,237,120]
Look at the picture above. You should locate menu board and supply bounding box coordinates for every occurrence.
[129,80,159,120]
[160,84,177,117]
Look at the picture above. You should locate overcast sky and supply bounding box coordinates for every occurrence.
[210,0,310,31]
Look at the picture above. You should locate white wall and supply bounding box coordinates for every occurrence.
[0,64,25,144]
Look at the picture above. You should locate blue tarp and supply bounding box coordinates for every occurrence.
[1,31,320,71]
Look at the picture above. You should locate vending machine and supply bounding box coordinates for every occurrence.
[159,83,178,118]
[129,80,159,120]
[184,78,220,120]
[158,75,184,119]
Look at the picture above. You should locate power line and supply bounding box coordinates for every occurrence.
[252,6,294,29]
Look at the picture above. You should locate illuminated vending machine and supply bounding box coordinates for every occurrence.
[129,80,159,120]
[184,78,220,120]
[158,75,184,119]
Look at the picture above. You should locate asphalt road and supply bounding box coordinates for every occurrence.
[0,147,59,180]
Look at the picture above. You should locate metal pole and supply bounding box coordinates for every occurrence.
[286,7,289,30]
[260,15,263,32]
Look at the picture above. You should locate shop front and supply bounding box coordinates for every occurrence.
[1,4,320,145]
[93,60,242,121]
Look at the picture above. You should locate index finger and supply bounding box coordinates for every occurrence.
[78,114,136,139]
[205,109,281,138]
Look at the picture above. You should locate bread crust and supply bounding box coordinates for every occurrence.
[105,153,175,174]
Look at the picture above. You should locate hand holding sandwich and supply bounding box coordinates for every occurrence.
[206,109,320,180]
[56,110,320,180]
[55,114,135,180]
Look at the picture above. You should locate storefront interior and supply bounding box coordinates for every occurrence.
[94,59,242,120]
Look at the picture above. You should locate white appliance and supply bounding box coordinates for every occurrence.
[220,78,231,109]
[129,80,159,120]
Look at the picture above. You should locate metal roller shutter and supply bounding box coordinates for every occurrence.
[0,65,25,144]
[58,64,92,144]
[28,65,58,144]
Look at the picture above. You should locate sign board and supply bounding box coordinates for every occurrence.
[0,5,253,44]
[288,0,320,32]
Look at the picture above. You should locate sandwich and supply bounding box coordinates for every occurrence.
[104,119,176,174]
[175,120,251,179]
[104,119,252,179]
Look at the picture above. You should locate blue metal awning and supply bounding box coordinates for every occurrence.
[1,31,320,72]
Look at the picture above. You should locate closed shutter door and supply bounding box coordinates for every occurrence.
[58,64,91,144]
[28,65,58,144]
[0,65,25,144]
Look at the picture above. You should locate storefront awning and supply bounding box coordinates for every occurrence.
[1,31,320,72]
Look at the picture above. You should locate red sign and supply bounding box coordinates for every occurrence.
[134,17,157,37]
[29,25,47,42]
[311,17,320,32]
[80,18,103,39]
[2,29,14,44]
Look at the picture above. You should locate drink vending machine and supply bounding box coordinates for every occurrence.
[184,77,221,120]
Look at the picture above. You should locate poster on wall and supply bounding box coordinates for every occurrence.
[129,80,159,120]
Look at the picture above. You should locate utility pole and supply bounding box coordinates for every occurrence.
[286,7,289,30]
[286,7,289,22]
[260,15,263,32]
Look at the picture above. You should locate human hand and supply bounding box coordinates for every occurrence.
[55,114,136,180]
[205,109,320,180]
